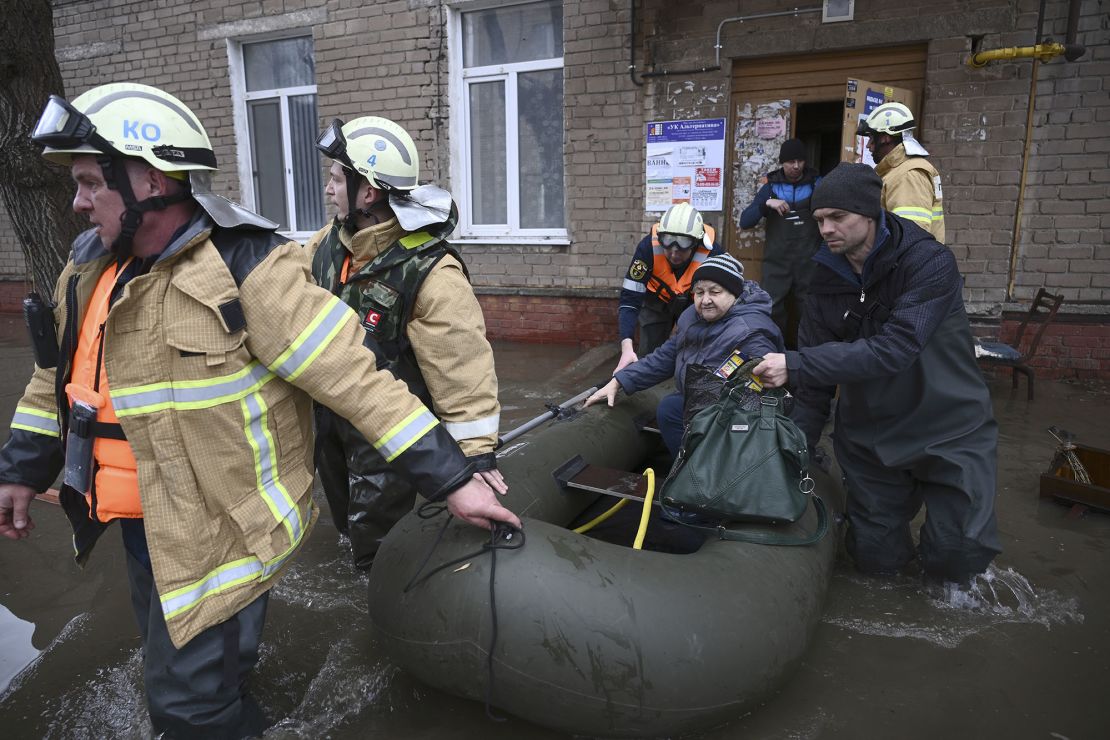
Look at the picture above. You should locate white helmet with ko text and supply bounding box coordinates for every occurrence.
[33,82,216,172]
[32,82,272,254]
[856,102,916,137]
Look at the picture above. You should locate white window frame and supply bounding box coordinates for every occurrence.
[448,1,568,244]
[228,32,322,241]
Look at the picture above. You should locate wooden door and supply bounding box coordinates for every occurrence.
[727,45,927,275]
[731,99,791,283]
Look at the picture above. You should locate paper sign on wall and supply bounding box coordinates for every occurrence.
[645,118,725,212]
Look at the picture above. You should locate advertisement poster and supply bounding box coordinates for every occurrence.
[645,118,725,212]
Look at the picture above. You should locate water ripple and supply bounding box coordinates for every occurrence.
[823,565,1083,648]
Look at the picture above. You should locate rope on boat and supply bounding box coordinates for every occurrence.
[405,504,525,721]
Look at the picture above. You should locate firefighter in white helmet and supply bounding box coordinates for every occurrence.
[307,116,505,569]
[614,202,724,374]
[856,102,946,241]
[0,83,518,737]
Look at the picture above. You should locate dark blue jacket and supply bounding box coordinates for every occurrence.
[785,213,995,462]
[616,280,783,395]
[739,167,821,230]
[618,233,724,340]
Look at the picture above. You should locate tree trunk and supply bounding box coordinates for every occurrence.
[0,0,86,294]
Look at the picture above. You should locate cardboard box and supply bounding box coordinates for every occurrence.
[840,78,918,165]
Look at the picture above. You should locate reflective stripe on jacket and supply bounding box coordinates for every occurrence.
[3,212,474,648]
[876,144,945,242]
[305,212,501,457]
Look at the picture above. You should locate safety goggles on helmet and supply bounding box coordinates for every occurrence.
[32,95,113,152]
[659,232,697,250]
[316,119,356,171]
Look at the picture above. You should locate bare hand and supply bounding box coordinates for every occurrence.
[477,468,508,495]
[0,483,37,540]
[446,475,522,530]
[766,198,790,216]
[613,340,638,374]
[583,378,620,408]
[753,353,789,388]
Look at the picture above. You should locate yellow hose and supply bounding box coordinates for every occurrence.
[572,468,656,550]
[632,468,655,550]
[572,498,628,534]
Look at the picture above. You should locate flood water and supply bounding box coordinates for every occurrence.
[2,319,1109,739]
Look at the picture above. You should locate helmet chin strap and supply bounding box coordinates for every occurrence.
[98,156,190,257]
[341,170,389,233]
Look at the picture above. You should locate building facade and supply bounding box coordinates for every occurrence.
[1,0,1107,377]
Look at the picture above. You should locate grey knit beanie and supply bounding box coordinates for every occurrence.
[692,253,745,297]
[810,162,883,220]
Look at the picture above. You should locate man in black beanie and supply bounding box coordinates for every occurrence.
[739,138,822,347]
[754,162,1001,587]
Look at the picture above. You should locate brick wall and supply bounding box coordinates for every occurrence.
[922,0,1110,311]
[0,0,1106,377]
[476,292,613,345]
[974,313,1110,381]
[0,208,22,280]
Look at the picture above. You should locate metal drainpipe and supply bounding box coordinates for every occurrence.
[713,7,823,69]
[629,0,643,86]
[628,3,823,84]
[1005,0,1048,301]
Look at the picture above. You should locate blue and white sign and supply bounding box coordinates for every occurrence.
[645,118,725,212]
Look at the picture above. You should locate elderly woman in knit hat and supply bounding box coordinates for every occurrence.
[585,253,784,456]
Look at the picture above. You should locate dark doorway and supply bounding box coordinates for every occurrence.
[796,101,844,176]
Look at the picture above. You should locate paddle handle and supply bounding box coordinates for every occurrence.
[496,386,598,448]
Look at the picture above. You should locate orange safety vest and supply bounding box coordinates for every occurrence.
[67,259,141,522]
[646,223,715,303]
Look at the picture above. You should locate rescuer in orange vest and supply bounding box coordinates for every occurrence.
[0,82,518,738]
[614,203,724,374]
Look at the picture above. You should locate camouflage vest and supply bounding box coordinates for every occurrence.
[311,220,466,407]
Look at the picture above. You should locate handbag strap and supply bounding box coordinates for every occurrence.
[663,493,829,547]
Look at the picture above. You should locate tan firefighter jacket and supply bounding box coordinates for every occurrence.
[305,218,500,457]
[3,212,476,648]
[876,143,946,242]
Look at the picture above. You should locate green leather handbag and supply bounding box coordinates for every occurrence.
[659,371,828,546]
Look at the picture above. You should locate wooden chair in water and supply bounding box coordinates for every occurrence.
[977,287,1065,401]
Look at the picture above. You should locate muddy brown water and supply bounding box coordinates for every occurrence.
[2,322,1108,738]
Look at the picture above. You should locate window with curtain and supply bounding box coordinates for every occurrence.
[455,1,565,239]
[238,36,325,234]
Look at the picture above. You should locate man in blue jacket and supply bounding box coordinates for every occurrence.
[739,139,822,345]
[754,163,1001,586]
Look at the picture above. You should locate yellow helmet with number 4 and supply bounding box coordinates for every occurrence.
[316,116,419,192]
